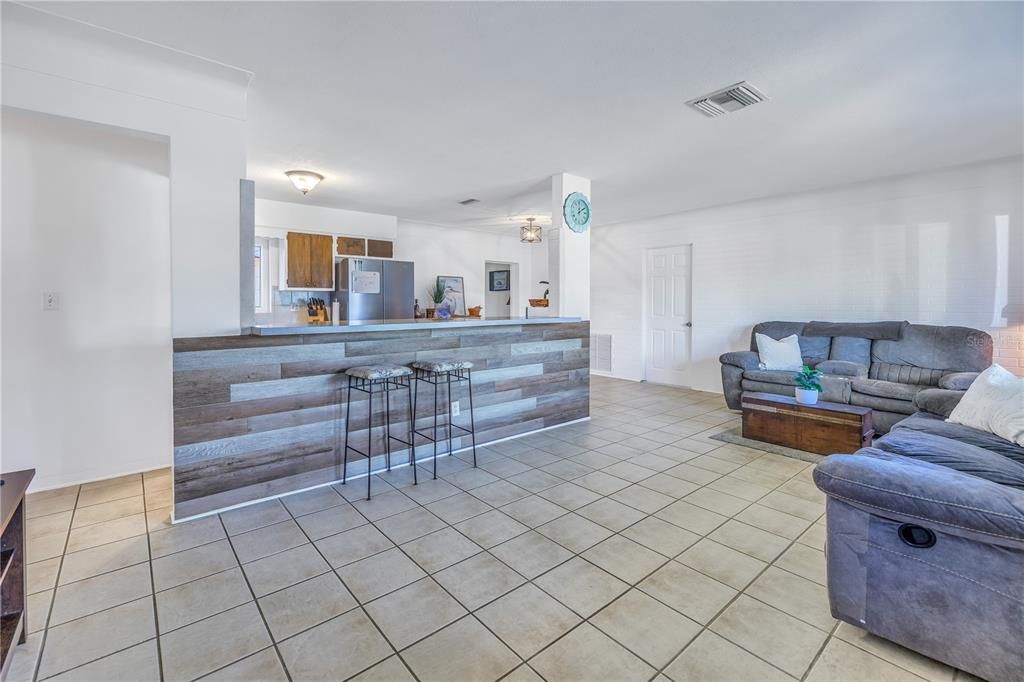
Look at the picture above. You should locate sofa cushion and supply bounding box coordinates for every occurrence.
[743,369,796,387]
[850,392,916,415]
[748,322,830,362]
[868,361,945,386]
[755,333,803,371]
[948,364,1024,447]
[939,372,980,391]
[817,360,868,378]
[874,428,1024,489]
[852,378,925,402]
[871,324,992,377]
[829,336,871,365]
[892,413,1024,465]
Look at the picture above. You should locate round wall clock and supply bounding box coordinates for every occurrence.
[563,192,592,233]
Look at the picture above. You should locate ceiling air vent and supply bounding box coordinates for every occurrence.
[687,82,767,118]
[458,198,480,206]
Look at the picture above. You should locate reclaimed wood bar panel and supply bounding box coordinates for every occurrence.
[172,320,590,519]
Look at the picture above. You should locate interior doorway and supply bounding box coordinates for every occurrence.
[643,244,693,386]
[484,261,518,318]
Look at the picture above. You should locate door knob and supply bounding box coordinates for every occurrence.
[685,322,692,327]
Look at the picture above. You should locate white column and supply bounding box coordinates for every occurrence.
[548,173,591,319]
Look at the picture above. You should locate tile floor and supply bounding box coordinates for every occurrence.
[10,377,975,682]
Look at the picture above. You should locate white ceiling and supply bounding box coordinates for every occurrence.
[36,2,1024,229]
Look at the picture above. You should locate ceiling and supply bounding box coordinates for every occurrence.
[34,2,1024,229]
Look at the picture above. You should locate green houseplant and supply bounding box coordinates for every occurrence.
[793,365,824,405]
[425,281,445,318]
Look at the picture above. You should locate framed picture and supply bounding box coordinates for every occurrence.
[437,275,467,316]
[489,270,510,292]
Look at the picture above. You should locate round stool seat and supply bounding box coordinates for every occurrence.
[345,364,413,380]
[411,360,473,373]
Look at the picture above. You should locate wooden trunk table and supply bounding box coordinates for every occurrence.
[741,392,873,455]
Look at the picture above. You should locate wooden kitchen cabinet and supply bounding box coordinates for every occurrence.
[286,232,334,289]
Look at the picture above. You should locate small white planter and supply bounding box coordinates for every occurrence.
[795,388,820,405]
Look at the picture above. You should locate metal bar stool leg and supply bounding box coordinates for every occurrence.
[342,379,352,485]
[384,384,393,472]
[407,378,417,485]
[466,369,478,468]
[366,382,374,501]
[432,377,439,479]
[445,371,455,467]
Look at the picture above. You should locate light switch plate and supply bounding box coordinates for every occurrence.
[43,291,60,311]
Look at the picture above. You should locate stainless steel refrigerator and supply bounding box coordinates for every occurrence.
[335,258,415,321]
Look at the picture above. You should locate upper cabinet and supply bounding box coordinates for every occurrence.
[285,232,334,289]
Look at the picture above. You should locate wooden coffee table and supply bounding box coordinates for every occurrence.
[741,392,873,455]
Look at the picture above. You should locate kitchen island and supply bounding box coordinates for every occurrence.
[172,317,589,519]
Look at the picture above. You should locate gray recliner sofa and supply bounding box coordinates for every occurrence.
[814,392,1024,681]
[719,321,993,433]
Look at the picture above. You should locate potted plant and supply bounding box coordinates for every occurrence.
[425,281,445,319]
[793,365,823,405]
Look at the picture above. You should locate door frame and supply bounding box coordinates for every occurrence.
[641,243,694,386]
[484,260,520,316]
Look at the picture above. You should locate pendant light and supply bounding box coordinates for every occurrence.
[520,217,542,243]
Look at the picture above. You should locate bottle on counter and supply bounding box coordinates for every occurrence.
[414,299,421,319]
[331,300,340,323]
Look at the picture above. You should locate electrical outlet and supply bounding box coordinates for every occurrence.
[42,292,60,311]
[451,401,460,417]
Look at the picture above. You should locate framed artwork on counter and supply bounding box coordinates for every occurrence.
[437,275,467,316]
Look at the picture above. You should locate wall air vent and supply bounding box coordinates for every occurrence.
[687,81,767,118]
[458,198,480,205]
[590,334,612,373]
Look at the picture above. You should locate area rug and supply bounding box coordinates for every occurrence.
[709,426,825,465]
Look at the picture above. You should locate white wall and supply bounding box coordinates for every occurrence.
[395,221,535,317]
[549,173,591,318]
[591,157,1024,392]
[2,4,250,338]
[2,109,173,489]
[255,198,398,239]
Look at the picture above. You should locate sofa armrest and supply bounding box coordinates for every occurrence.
[914,388,964,418]
[939,372,980,391]
[719,350,760,371]
[816,360,868,378]
[814,449,1024,547]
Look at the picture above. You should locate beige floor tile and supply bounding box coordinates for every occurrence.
[337,547,426,602]
[678,539,767,590]
[610,484,675,514]
[501,495,568,528]
[806,638,925,682]
[477,583,580,657]
[444,467,500,490]
[229,519,308,563]
[160,603,272,682]
[349,655,416,682]
[530,622,656,682]
[536,513,612,553]
[27,511,73,541]
[775,542,828,585]
[638,561,737,624]
[146,507,173,533]
[144,487,173,511]
[26,590,52,633]
[400,616,518,682]
[315,524,394,567]
[534,557,628,617]
[576,498,646,532]
[335,476,396,502]
[294,503,367,540]
[202,647,288,681]
[433,552,525,609]
[46,639,160,682]
[65,514,148,554]
[747,454,809,477]
[479,457,533,478]
[454,510,529,549]
[760,490,824,521]
[76,480,143,508]
[152,539,238,591]
[536,481,602,510]
[281,485,346,517]
[374,507,446,545]
[734,504,811,540]
[50,563,152,626]
[26,557,60,595]
[729,463,791,488]
[401,527,481,573]
[349,490,418,521]
[663,630,792,682]
[502,664,545,682]
[797,521,828,550]
[710,595,828,677]
[664,462,721,486]
[26,492,78,519]
[706,474,774,502]
[149,516,226,558]
[583,535,666,584]
[70,496,146,529]
[58,535,150,585]
[708,519,790,562]
[683,487,751,516]
[278,609,392,680]
[259,572,357,641]
[400,477,461,505]
[591,589,701,668]
[365,578,467,649]
[747,567,835,631]
[38,598,156,679]
[778,477,826,504]
[27,531,68,563]
[835,622,957,682]
[156,567,252,632]
[655,500,728,535]
[470,479,532,507]
[570,451,620,470]
[243,543,331,597]
[574,470,633,495]
[220,500,291,535]
[602,461,657,483]
[621,516,700,557]
[424,491,492,524]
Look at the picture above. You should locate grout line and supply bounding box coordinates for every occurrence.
[140,472,166,682]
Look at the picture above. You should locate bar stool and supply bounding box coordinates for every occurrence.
[410,360,478,479]
[341,364,416,500]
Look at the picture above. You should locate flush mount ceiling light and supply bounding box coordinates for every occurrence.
[285,170,324,195]
[687,81,767,118]
[520,217,542,244]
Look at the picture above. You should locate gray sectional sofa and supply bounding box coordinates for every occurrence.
[814,393,1024,681]
[719,321,993,432]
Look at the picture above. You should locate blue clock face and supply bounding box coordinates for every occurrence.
[563,192,592,233]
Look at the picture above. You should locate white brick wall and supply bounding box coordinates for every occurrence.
[591,157,1024,391]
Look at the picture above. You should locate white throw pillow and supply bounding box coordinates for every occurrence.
[947,364,1024,445]
[755,333,804,371]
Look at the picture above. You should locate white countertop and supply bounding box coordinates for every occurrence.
[249,316,583,335]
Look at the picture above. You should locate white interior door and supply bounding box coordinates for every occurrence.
[644,245,693,386]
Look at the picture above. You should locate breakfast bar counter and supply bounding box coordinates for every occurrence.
[172,317,589,519]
